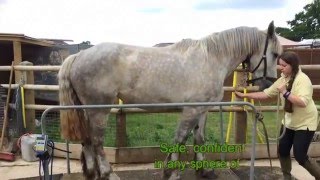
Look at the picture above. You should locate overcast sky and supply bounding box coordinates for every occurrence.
[0,0,313,46]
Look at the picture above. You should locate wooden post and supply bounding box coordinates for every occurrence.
[115,111,127,147]
[13,41,22,83]
[19,61,35,132]
[234,71,247,144]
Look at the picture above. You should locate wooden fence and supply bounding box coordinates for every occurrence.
[0,62,320,162]
[1,63,320,130]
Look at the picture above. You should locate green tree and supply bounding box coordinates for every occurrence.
[80,41,91,45]
[276,0,320,41]
[275,27,300,41]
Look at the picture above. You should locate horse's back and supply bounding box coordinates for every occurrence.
[63,42,224,105]
[64,42,160,103]
[66,43,124,104]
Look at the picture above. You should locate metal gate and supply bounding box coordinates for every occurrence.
[41,101,261,180]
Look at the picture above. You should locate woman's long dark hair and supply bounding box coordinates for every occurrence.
[279,51,300,113]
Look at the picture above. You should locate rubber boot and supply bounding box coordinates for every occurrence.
[279,156,293,180]
[312,131,320,142]
[302,159,320,180]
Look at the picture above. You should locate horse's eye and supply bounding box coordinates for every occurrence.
[273,53,279,58]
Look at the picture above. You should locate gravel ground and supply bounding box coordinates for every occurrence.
[0,156,316,180]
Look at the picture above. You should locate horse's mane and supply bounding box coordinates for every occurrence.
[171,26,281,59]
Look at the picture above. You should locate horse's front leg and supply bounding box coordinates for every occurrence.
[163,107,204,180]
[163,152,180,180]
[193,112,217,179]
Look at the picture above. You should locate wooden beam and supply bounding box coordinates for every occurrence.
[20,61,35,132]
[13,41,22,83]
[0,65,60,71]
[52,143,320,163]
[234,71,247,144]
[0,37,54,47]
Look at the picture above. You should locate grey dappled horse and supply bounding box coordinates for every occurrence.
[59,21,282,180]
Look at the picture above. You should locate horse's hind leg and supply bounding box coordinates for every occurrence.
[77,109,96,179]
[81,140,96,179]
[163,107,205,179]
[193,112,217,179]
[82,109,112,180]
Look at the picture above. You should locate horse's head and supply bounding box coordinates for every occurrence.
[246,21,283,90]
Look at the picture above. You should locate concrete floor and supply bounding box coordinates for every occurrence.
[0,157,316,180]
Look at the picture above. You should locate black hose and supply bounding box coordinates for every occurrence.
[47,140,55,180]
[256,112,273,170]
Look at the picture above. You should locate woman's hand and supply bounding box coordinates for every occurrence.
[277,83,287,94]
[234,91,269,100]
[234,91,244,98]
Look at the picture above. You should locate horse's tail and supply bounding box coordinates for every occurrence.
[59,54,88,142]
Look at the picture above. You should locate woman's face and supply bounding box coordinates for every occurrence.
[277,58,292,77]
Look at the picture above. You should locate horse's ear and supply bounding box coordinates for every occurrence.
[267,21,275,38]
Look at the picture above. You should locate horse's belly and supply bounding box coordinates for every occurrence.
[118,89,177,104]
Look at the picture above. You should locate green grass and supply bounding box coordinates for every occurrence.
[40,100,320,147]
[103,110,286,147]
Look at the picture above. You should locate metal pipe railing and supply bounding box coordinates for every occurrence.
[40,101,259,180]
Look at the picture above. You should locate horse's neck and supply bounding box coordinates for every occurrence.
[228,56,247,76]
[203,37,250,77]
[170,39,195,52]
[206,50,247,78]
[171,37,248,78]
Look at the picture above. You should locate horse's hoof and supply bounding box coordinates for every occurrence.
[82,162,95,180]
[196,169,218,179]
[98,173,110,180]
[168,170,181,180]
[99,165,113,179]
[162,168,174,179]
[108,172,120,180]
[162,169,181,180]
[81,151,96,179]
[83,171,96,180]
[98,170,116,180]
[92,174,115,180]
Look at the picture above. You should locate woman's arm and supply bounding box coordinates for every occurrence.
[234,91,270,100]
[281,91,307,107]
[277,83,307,107]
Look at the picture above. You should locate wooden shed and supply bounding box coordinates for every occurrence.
[0,33,71,104]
